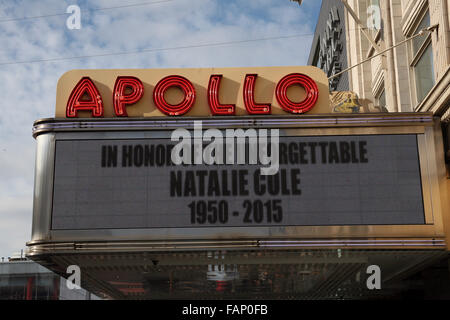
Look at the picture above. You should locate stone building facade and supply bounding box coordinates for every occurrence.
[343,0,449,118]
[310,0,449,169]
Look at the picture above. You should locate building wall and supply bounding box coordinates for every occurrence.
[344,0,449,118]
[308,0,349,91]
[345,0,374,102]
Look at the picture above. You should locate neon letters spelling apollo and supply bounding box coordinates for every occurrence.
[65,73,319,117]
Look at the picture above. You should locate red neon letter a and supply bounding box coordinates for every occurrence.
[66,77,104,117]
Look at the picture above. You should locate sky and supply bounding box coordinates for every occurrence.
[0,0,321,259]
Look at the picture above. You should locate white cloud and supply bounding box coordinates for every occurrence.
[0,0,320,258]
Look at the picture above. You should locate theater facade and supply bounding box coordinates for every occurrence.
[27,66,450,299]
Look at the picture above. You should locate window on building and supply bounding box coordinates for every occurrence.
[373,84,388,112]
[410,10,435,104]
[443,122,450,166]
[412,12,430,55]
[376,88,386,109]
[312,39,322,69]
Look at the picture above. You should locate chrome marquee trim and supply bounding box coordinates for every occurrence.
[32,113,434,138]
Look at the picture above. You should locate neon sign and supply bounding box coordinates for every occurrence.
[66,72,320,117]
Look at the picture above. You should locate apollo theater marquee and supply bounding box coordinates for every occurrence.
[27,66,450,299]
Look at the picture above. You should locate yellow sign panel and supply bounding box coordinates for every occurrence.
[55,66,330,118]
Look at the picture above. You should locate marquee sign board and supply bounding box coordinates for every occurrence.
[51,132,425,230]
[55,66,330,118]
[29,113,450,250]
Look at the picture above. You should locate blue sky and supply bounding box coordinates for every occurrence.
[0,0,321,258]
